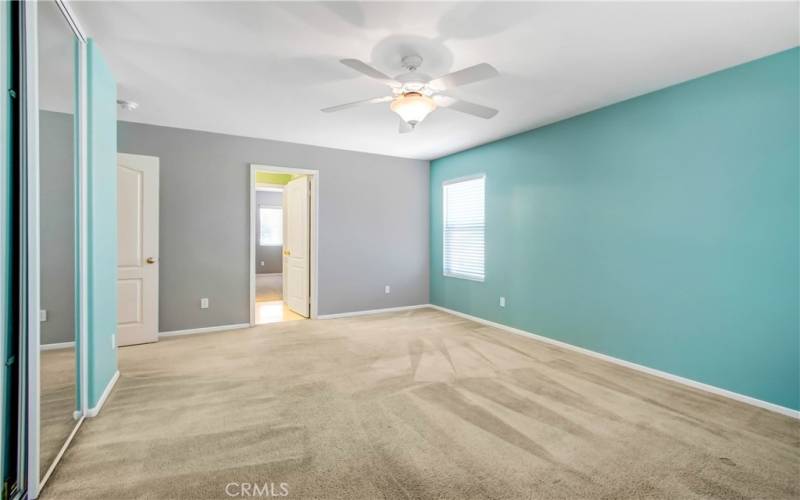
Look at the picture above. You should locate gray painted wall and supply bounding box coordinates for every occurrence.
[256,190,283,274]
[118,121,429,331]
[40,111,75,345]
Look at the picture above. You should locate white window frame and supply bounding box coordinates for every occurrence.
[442,173,486,282]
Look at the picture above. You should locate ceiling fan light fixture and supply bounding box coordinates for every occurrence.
[390,92,436,125]
[322,57,499,133]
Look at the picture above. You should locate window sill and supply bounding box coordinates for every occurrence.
[443,272,484,283]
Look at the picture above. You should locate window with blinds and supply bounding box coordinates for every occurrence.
[443,174,485,282]
[259,206,283,246]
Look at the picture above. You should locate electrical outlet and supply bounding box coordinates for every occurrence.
[201,298,209,309]
[40,310,47,322]
[499,297,506,308]
[385,285,391,294]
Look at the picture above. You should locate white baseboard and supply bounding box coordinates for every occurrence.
[317,304,429,320]
[428,304,800,420]
[86,370,119,418]
[257,272,281,277]
[159,323,251,338]
[40,341,75,351]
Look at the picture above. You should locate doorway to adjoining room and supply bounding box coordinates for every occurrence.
[250,166,317,325]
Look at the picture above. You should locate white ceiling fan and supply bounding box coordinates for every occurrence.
[322,55,499,133]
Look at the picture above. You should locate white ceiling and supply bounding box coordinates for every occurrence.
[66,1,798,160]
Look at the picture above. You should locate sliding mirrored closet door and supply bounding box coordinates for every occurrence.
[36,0,80,484]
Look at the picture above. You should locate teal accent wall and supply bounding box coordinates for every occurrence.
[430,48,800,411]
[87,39,118,407]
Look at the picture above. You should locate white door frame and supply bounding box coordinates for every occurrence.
[23,3,42,494]
[249,164,319,323]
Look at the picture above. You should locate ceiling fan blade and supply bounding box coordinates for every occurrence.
[340,59,399,87]
[398,119,414,134]
[321,96,393,113]
[428,63,498,91]
[434,95,498,119]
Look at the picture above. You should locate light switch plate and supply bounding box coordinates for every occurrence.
[385,285,391,294]
[499,297,506,308]
[39,309,47,322]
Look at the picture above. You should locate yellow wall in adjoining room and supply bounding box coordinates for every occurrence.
[255,171,293,185]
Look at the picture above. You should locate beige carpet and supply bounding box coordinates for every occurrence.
[256,274,282,301]
[40,348,78,478]
[42,308,799,499]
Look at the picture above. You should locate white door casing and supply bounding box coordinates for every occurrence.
[282,192,288,302]
[284,176,310,317]
[249,164,319,324]
[117,153,159,346]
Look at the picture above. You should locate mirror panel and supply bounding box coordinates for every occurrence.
[37,0,79,480]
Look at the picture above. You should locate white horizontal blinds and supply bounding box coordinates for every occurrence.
[443,175,485,281]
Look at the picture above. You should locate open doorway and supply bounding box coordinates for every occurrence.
[249,165,318,325]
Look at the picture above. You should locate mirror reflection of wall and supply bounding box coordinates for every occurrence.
[38,0,78,481]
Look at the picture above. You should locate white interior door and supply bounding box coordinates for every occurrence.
[284,176,310,317]
[117,153,159,346]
